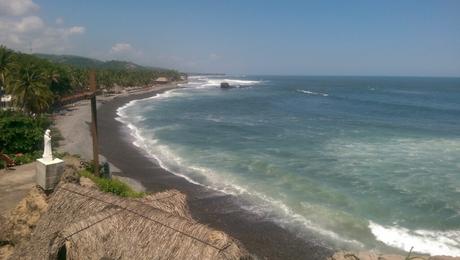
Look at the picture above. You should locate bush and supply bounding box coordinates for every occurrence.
[11,151,42,165]
[0,110,52,154]
[79,170,144,198]
[81,160,108,177]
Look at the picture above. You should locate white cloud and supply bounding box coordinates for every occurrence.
[0,0,85,53]
[110,43,134,53]
[67,26,85,35]
[0,0,39,16]
[15,16,44,32]
[55,17,64,25]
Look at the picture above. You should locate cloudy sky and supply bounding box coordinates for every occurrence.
[0,0,459,76]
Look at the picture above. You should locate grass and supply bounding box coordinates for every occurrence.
[79,170,145,198]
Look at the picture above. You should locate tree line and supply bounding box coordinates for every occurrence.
[0,45,181,114]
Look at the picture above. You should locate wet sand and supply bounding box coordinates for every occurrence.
[96,86,334,259]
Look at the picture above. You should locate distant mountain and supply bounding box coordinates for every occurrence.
[34,53,167,71]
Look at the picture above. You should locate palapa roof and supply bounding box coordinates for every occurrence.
[155,77,169,82]
[12,183,250,260]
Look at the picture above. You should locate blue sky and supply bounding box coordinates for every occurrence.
[1,0,459,76]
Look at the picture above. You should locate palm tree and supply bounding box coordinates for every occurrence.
[6,64,53,113]
[0,45,15,91]
[46,67,71,96]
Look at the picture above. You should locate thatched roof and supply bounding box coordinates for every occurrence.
[12,183,250,260]
[111,84,125,93]
[155,77,169,83]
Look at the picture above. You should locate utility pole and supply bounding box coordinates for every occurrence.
[89,71,100,176]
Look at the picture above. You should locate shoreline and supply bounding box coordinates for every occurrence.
[96,84,334,259]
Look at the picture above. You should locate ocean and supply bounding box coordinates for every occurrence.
[116,75,460,256]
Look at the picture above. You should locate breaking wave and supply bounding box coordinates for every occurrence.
[114,75,460,257]
[297,89,329,96]
[369,222,460,256]
[187,75,263,89]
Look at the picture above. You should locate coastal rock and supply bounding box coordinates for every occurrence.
[220,82,232,89]
[2,186,48,244]
[63,155,85,170]
[60,165,80,184]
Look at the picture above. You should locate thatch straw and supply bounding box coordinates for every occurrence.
[12,183,251,260]
[138,189,191,219]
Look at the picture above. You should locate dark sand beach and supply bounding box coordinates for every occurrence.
[97,85,333,260]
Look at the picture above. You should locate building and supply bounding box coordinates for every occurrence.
[155,77,169,84]
[11,183,250,259]
[0,94,12,110]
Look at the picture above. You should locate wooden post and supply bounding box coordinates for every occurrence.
[89,71,100,176]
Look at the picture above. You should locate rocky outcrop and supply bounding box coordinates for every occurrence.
[60,165,80,184]
[0,185,48,260]
[0,186,48,244]
[220,82,232,89]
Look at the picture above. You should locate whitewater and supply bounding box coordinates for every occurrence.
[116,75,460,256]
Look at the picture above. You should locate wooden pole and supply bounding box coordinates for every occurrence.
[89,70,100,176]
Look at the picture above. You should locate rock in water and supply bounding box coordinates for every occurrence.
[220,82,231,89]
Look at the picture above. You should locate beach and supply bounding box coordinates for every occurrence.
[53,75,460,258]
[55,83,333,259]
[97,75,460,257]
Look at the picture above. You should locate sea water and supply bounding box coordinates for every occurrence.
[117,75,460,256]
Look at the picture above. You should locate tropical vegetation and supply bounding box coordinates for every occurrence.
[0,44,181,168]
[0,45,181,114]
[0,110,54,168]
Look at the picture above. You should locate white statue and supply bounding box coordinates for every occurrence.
[42,129,53,161]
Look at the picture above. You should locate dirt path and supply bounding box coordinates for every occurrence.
[0,163,36,217]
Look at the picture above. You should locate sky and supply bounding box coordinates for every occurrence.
[0,0,459,77]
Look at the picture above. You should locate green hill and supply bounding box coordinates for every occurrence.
[34,53,166,71]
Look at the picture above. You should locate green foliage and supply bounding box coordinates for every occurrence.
[0,45,15,89]
[79,170,145,198]
[6,63,53,113]
[0,45,182,114]
[11,151,42,165]
[34,53,176,72]
[34,53,182,88]
[0,110,51,154]
[34,54,104,68]
[81,160,112,180]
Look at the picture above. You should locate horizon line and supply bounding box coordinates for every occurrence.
[187,73,460,79]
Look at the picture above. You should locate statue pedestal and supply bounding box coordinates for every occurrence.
[36,158,65,190]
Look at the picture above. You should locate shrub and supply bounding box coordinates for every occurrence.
[79,170,145,198]
[81,160,110,177]
[0,110,52,154]
[11,151,42,165]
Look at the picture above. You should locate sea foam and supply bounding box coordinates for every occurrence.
[369,221,460,256]
[297,89,329,96]
[115,75,460,256]
[115,87,364,250]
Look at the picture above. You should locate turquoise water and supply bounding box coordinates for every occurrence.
[117,75,460,255]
